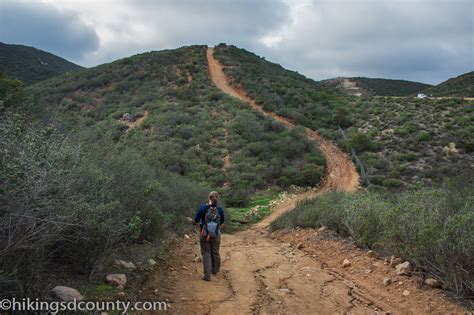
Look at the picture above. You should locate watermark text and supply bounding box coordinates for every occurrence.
[0,297,167,314]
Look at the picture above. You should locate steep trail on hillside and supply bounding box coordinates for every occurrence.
[139,48,467,314]
[207,48,359,194]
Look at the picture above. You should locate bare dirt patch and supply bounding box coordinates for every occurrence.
[121,110,150,131]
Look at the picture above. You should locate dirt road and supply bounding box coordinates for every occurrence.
[140,48,467,314]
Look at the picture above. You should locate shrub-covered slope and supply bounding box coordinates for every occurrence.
[26,45,325,205]
[346,97,473,189]
[213,44,351,132]
[0,42,84,85]
[1,73,212,297]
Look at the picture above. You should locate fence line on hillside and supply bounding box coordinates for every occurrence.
[338,126,370,186]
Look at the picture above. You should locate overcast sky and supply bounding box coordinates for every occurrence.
[1,0,473,84]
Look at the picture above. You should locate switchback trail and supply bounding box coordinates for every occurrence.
[140,48,467,314]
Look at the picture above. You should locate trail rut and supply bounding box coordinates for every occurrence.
[140,47,467,314]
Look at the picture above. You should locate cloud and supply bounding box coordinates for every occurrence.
[1,0,472,84]
[48,0,290,67]
[0,1,99,61]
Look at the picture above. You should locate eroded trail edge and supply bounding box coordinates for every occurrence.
[140,48,467,315]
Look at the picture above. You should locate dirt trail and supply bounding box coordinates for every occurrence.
[207,48,359,194]
[140,48,467,314]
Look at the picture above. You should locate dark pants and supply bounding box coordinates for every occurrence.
[200,233,221,280]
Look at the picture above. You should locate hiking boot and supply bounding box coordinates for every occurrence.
[201,276,211,282]
[212,270,219,274]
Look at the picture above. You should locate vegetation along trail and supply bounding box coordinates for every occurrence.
[140,48,467,314]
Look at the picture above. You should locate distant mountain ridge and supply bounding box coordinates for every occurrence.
[319,76,432,96]
[320,72,474,98]
[0,42,84,85]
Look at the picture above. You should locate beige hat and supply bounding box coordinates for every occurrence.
[209,191,219,198]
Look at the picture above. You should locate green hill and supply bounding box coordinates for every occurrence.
[25,45,326,202]
[422,71,474,97]
[319,76,432,96]
[353,77,432,96]
[0,42,84,85]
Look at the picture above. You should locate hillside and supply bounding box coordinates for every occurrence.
[422,71,474,97]
[347,97,473,189]
[25,45,326,204]
[213,44,473,190]
[0,42,84,85]
[319,76,432,96]
[213,44,350,132]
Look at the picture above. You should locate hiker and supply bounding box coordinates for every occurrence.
[194,191,225,281]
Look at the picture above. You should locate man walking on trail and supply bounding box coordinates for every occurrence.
[195,191,225,281]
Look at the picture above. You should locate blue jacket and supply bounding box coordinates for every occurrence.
[195,204,225,227]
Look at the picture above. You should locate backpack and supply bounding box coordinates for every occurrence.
[203,206,220,240]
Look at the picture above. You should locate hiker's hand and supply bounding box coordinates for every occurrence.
[220,224,225,231]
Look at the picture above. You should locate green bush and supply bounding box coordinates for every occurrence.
[365,153,388,170]
[382,178,405,188]
[0,73,24,108]
[0,111,209,297]
[418,131,430,142]
[0,113,125,294]
[349,131,376,153]
[395,152,417,162]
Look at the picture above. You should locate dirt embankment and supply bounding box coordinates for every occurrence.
[139,48,468,314]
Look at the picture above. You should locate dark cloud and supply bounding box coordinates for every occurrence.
[0,1,99,61]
